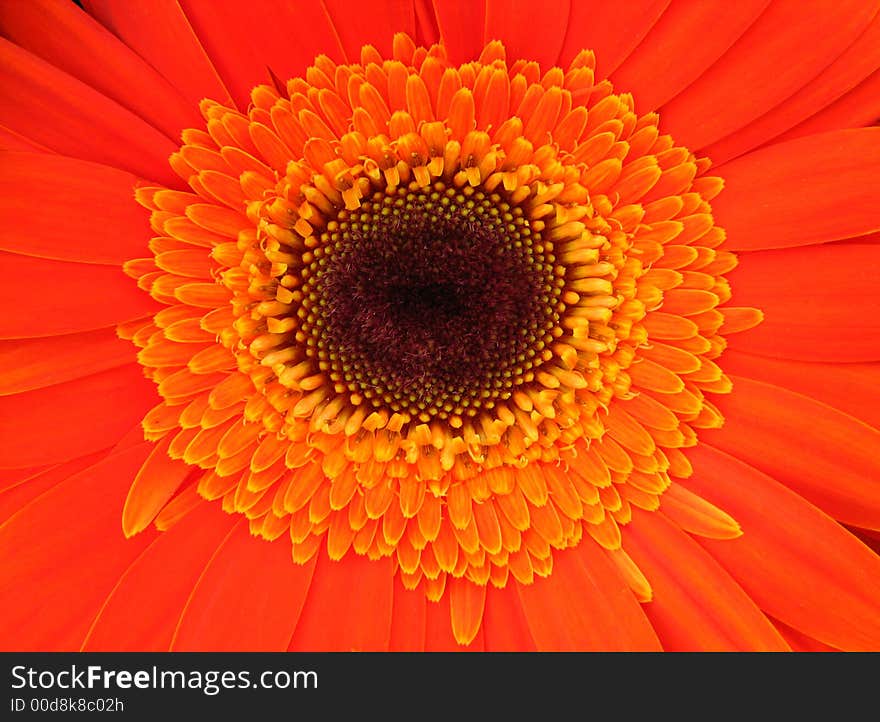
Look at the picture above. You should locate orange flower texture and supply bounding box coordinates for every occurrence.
[1,0,879,652]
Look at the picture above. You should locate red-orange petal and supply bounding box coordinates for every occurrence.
[681,444,880,651]
[0,252,160,338]
[172,522,317,651]
[0,39,179,185]
[713,129,880,250]
[726,243,880,362]
[623,510,789,651]
[0,327,136,396]
[288,550,393,651]
[0,151,151,264]
[83,502,237,651]
[0,364,158,468]
[611,0,769,112]
[0,443,157,650]
[517,545,662,650]
[705,376,880,530]
[659,0,877,150]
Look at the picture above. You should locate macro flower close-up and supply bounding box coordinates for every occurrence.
[1,0,879,652]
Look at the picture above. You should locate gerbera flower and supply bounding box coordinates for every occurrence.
[1,0,879,652]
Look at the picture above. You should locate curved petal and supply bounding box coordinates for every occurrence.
[0,364,158,468]
[610,0,769,112]
[777,66,880,142]
[179,0,345,109]
[288,549,393,651]
[324,0,417,60]
[517,544,662,650]
[0,443,156,650]
[0,252,160,339]
[704,11,880,164]
[721,350,880,430]
[83,502,237,651]
[705,376,880,530]
[482,584,537,651]
[559,0,670,77]
[429,0,486,65]
[0,0,201,139]
[681,444,880,651]
[0,449,108,524]
[389,577,427,651]
[0,39,179,186]
[658,0,879,150]
[484,0,570,67]
[726,243,880,361]
[82,0,233,108]
[0,328,136,396]
[623,510,789,651]
[0,151,151,264]
[172,522,317,651]
[713,129,880,251]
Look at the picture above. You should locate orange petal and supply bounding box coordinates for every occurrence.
[682,444,880,651]
[0,364,158,468]
[610,0,769,111]
[727,243,880,362]
[0,40,178,185]
[517,544,661,651]
[707,376,880,529]
[659,0,877,149]
[714,129,880,250]
[0,443,156,650]
[288,550,393,651]
[172,522,317,651]
[83,502,237,650]
[0,327,136,396]
[623,510,789,651]
[559,0,669,77]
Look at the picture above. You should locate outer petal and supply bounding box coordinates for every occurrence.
[623,510,789,651]
[517,544,662,651]
[389,577,427,651]
[0,365,158,468]
[610,0,770,112]
[681,445,880,651]
[559,0,670,77]
[704,12,880,163]
[0,328,135,396]
[0,0,201,139]
[484,0,570,67]
[777,67,880,142]
[179,0,345,109]
[0,253,159,339]
[429,0,486,64]
[658,0,879,150]
[82,0,233,108]
[288,550,393,651]
[720,351,880,430]
[712,129,880,251]
[172,522,317,651]
[705,376,880,530]
[324,0,417,60]
[0,151,151,264]
[0,40,179,186]
[83,502,238,651]
[725,243,880,361]
[0,444,157,651]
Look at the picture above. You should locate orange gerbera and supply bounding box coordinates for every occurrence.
[0,0,879,652]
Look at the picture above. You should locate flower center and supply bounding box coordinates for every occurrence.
[300,183,561,421]
[124,34,760,645]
